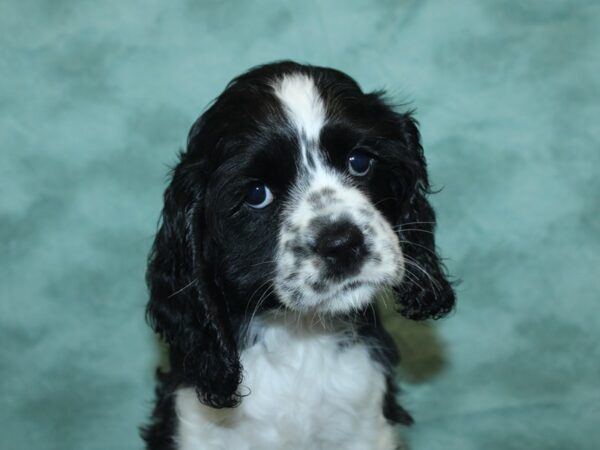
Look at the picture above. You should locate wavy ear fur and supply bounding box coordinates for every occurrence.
[146,153,242,409]
[391,112,456,320]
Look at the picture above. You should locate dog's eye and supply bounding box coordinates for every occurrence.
[348,150,373,176]
[245,184,274,209]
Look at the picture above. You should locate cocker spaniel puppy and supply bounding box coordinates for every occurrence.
[142,61,455,450]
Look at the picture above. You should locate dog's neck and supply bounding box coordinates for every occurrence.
[238,308,364,350]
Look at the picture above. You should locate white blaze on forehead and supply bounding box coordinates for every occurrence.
[272,73,326,143]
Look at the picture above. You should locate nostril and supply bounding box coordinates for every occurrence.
[315,222,365,261]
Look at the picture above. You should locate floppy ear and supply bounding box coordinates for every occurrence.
[391,112,456,320]
[145,154,242,409]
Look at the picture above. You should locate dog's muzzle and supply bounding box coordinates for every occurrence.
[274,174,403,313]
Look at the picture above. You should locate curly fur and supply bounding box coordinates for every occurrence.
[141,61,455,449]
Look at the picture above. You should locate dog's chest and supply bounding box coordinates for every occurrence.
[174,321,396,450]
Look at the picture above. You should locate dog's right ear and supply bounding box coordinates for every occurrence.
[145,147,242,409]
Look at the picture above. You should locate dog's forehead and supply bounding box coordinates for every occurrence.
[270,72,337,177]
[207,71,365,180]
[271,73,325,143]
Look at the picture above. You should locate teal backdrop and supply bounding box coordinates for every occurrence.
[2,1,599,449]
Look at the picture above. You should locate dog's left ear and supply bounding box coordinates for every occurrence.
[388,111,456,320]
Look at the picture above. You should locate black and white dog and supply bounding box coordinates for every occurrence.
[142,61,455,450]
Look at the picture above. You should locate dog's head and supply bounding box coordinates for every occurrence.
[146,61,455,408]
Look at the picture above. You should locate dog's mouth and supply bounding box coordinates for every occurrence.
[276,265,403,314]
[315,277,385,300]
[309,279,381,309]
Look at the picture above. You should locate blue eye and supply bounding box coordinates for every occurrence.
[245,184,274,209]
[348,150,373,176]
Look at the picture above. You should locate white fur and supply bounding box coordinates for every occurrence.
[174,314,398,450]
[271,72,327,173]
[272,74,325,145]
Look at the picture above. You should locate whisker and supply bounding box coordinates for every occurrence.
[168,278,198,299]
[249,259,278,268]
[402,267,427,293]
[247,277,274,303]
[373,196,397,207]
[403,255,442,298]
[247,284,275,332]
[398,221,435,227]
[404,257,441,290]
[395,227,435,236]
[398,239,437,257]
[369,302,378,325]
[245,273,276,318]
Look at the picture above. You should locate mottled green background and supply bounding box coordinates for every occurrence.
[1,1,599,449]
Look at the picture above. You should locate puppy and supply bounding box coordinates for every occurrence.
[142,61,455,450]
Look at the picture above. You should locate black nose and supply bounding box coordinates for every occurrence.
[314,220,367,277]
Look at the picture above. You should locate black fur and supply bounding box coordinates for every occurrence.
[142,61,454,448]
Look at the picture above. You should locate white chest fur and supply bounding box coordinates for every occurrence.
[174,316,398,450]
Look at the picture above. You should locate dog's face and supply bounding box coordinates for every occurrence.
[146,62,454,408]
[202,72,406,315]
